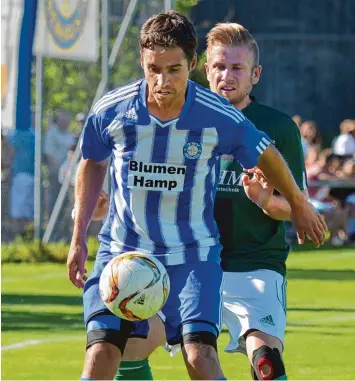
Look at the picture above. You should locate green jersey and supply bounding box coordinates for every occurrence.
[215,99,307,276]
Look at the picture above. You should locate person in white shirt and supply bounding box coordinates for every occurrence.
[44,111,74,212]
[333,119,355,157]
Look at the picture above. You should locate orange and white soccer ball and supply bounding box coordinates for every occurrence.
[99,252,170,321]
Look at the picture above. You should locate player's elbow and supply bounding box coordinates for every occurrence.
[257,145,282,169]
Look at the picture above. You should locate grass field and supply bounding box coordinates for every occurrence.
[2,247,355,380]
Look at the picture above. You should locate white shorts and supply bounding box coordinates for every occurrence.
[223,269,287,355]
[10,173,34,219]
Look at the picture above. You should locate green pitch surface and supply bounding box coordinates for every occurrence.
[2,248,355,380]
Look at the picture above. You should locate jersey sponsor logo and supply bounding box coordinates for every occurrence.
[127,160,186,192]
[260,315,276,326]
[217,170,244,192]
[183,142,202,160]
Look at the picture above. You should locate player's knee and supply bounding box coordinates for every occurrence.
[182,332,218,370]
[252,346,286,380]
[86,341,120,364]
[87,329,128,356]
[184,346,217,375]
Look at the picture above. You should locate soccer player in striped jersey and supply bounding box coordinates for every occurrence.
[67,11,326,380]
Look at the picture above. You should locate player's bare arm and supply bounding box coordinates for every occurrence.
[71,190,109,222]
[67,158,109,288]
[263,191,309,221]
[91,190,109,221]
[256,145,327,246]
[242,168,310,221]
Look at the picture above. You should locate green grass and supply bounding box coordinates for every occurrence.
[2,248,355,380]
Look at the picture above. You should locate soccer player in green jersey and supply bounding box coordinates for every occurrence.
[205,23,307,380]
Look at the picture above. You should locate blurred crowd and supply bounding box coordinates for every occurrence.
[1,113,355,246]
[1,111,88,241]
[292,115,355,246]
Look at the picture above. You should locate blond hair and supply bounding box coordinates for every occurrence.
[206,23,259,66]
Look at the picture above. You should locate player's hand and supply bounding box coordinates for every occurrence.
[92,190,109,221]
[67,239,88,289]
[289,196,327,247]
[242,168,274,209]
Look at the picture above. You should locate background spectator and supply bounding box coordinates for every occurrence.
[292,114,302,129]
[8,127,35,237]
[44,111,74,213]
[332,119,355,157]
[74,112,86,139]
[300,120,322,158]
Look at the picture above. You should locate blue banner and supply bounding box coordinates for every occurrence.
[16,0,38,130]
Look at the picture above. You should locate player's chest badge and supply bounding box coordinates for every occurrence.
[183,142,202,160]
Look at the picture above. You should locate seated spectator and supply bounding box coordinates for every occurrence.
[345,193,355,244]
[339,158,355,180]
[300,120,322,158]
[333,119,355,157]
[316,153,342,181]
[307,153,349,246]
[305,147,332,179]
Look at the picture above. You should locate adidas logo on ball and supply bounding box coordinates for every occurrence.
[134,294,146,305]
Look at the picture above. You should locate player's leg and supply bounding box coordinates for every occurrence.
[223,270,287,380]
[114,314,166,380]
[182,340,224,380]
[81,254,149,380]
[246,331,285,380]
[164,262,225,380]
[83,319,123,380]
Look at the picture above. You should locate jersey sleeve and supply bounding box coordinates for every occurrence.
[220,119,273,169]
[276,118,307,191]
[81,112,112,162]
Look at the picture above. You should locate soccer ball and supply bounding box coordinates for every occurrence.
[99,252,170,321]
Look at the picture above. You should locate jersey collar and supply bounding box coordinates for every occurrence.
[138,79,196,127]
[242,95,258,112]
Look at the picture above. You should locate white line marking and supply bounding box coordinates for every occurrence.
[2,335,83,351]
[3,314,355,352]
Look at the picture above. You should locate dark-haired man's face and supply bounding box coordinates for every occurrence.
[141,45,196,109]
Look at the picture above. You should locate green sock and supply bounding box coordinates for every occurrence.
[275,375,287,380]
[114,359,153,380]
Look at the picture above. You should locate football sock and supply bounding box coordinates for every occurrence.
[114,359,153,380]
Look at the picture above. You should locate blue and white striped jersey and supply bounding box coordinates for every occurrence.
[81,79,272,265]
